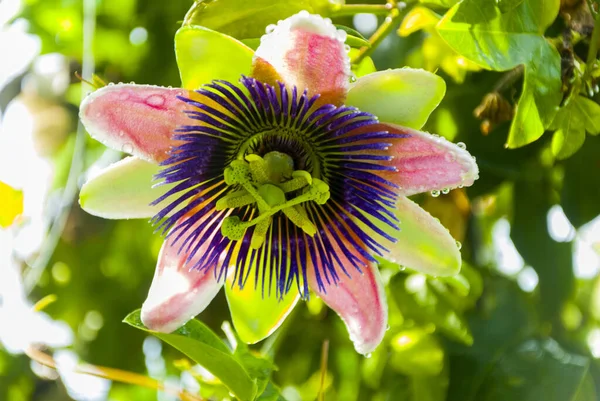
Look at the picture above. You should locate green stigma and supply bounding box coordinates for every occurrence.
[217,151,330,249]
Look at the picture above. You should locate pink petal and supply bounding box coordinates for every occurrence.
[307,237,387,355]
[80,84,194,163]
[141,214,225,332]
[252,11,351,106]
[381,124,479,196]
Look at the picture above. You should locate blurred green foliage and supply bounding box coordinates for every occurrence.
[2,0,600,400]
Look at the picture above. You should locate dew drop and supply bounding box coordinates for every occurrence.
[457,142,466,150]
[344,44,351,53]
[122,142,133,154]
[365,353,372,358]
[350,75,357,83]
[456,240,462,250]
[108,82,115,86]
[431,190,440,197]
[266,24,276,34]
[146,94,165,107]
[385,2,393,9]
[441,188,450,195]
[386,324,391,331]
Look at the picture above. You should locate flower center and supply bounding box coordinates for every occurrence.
[151,76,408,295]
[216,150,330,249]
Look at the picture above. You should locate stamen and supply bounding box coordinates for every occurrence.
[218,151,330,247]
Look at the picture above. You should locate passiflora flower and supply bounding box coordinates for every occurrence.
[78,11,478,355]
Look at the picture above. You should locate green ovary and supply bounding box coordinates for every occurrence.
[217,151,330,249]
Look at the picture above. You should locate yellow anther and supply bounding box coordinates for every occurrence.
[221,216,246,241]
[282,206,317,236]
[224,160,251,186]
[215,190,256,211]
[250,216,272,249]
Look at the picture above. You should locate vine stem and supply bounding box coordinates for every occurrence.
[351,1,404,65]
[26,346,204,401]
[24,0,94,293]
[317,339,330,401]
[584,10,600,82]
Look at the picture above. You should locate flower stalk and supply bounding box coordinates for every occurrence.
[351,1,404,64]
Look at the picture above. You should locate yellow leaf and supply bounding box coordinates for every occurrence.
[0,181,24,228]
[398,6,440,37]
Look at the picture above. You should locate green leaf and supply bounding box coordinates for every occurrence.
[561,135,600,227]
[334,24,370,48]
[182,0,336,39]
[549,99,586,159]
[573,373,597,401]
[419,0,459,7]
[437,0,562,148]
[390,329,445,376]
[574,96,600,135]
[175,25,254,90]
[390,274,473,345]
[552,128,585,160]
[478,338,591,401]
[497,0,526,13]
[446,277,539,401]
[511,180,574,321]
[123,310,257,401]
[348,48,376,78]
[256,382,289,401]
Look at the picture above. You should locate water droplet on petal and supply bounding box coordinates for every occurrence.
[266,24,276,34]
[122,142,133,154]
[365,353,372,358]
[386,324,391,331]
[344,44,351,53]
[457,142,466,150]
[350,75,357,83]
[108,82,115,86]
[456,240,462,250]
[431,190,440,197]
[441,188,450,195]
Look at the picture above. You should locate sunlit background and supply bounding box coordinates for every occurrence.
[2,0,600,400]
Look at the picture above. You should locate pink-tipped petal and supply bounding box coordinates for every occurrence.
[80,84,194,163]
[141,215,224,332]
[307,240,388,355]
[252,11,351,106]
[381,124,479,196]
